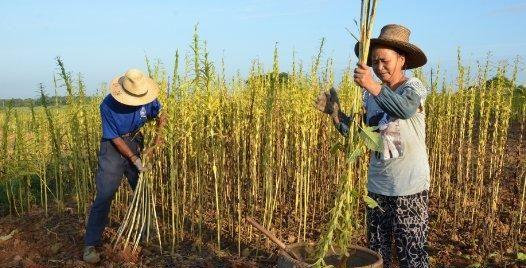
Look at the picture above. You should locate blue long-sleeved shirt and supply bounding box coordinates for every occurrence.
[334,79,423,136]
[373,85,421,120]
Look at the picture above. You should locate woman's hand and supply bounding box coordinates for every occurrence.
[354,63,382,96]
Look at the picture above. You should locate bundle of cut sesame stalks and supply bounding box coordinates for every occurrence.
[358,0,378,65]
[113,161,162,253]
[312,0,379,266]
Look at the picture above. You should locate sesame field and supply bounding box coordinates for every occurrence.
[0,31,525,267]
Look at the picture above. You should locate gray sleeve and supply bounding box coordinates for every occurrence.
[373,79,427,119]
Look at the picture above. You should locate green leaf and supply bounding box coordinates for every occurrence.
[518,252,526,262]
[347,147,363,163]
[467,263,481,268]
[358,125,381,152]
[363,195,380,209]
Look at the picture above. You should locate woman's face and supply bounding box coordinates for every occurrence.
[371,46,405,84]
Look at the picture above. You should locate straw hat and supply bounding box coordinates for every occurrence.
[354,24,427,69]
[109,69,159,106]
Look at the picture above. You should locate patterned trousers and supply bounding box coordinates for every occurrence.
[366,190,429,268]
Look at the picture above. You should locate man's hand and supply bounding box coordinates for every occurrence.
[130,155,147,172]
[314,87,340,121]
[353,63,381,95]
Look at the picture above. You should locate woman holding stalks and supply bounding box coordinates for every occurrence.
[315,24,430,267]
[83,69,165,264]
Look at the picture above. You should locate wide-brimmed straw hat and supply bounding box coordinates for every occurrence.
[109,69,159,106]
[354,24,427,69]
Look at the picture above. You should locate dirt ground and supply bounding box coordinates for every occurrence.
[0,206,271,268]
[0,204,524,267]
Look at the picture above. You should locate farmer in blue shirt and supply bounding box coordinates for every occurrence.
[83,69,165,264]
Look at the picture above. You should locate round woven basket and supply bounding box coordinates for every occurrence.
[277,243,383,268]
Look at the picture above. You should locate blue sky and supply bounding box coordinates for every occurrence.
[1,0,525,98]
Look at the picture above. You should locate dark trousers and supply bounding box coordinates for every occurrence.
[366,190,429,268]
[84,136,142,246]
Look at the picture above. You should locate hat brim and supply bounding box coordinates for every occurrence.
[109,75,160,106]
[354,38,427,69]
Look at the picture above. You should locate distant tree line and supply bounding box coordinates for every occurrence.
[0,74,523,109]
[246,72,290,85]
[0,95,98,108]
[482,75,526,113]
